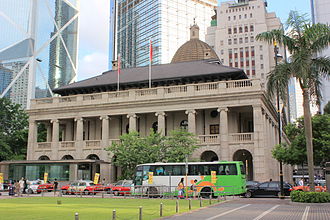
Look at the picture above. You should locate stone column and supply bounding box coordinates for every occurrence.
[185,109,196,134]
[27,120,37,160]
[218,107,229,160]
[127,114,137,132]
[155,112,166,135]
[100,116,109,147]
[253,105,266,181]
[46,123,52,142]
[51,119,59,159]
[75,117,84,158]
[69,164,78,181]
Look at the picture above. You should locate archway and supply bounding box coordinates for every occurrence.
[86,154,100,160]
[233,149,253,181]
[201,151,219,162]
[38,155,50,160]
[61,155,74,160]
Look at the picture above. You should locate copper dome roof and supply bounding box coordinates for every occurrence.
[171,24,220,63]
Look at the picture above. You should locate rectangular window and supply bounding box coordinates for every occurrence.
[210,124,219,134]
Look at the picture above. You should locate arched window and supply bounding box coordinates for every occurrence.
[228,28,232,34]
[86,154,100,160]
[38,155,50,160]
[180,120,188,130]
[233,27,237,34]
[62,155,74,160]
[245,26,248,32]
[250,25,254,32]
[239,27,243,33]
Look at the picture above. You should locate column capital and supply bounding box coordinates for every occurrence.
[127,113,137,119]
[29,119,36,124]
[99,115,109,120]
[217,107,228,113]
[252,104,262,109]
[74,117,84,122]
[50,119,59,123]
[155,112,166,117]
[185,109,196,115]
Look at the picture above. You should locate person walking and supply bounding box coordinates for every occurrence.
[191,179,198,199]
[19,177,24,196]
[53,179,58,196]
[177,178,185,199]
[14,180,20,197]
[23,178,28,194]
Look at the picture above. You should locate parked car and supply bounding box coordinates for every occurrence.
[245,181,292,198]
[68,181,104,195]
[110,180,133,196]
[37,182,54,193]
[27,180,44,194]
[292,180,327,192]
[246,181,259,188]
[61,183,73,195]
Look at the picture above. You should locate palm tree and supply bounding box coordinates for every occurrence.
[256,11,330,191]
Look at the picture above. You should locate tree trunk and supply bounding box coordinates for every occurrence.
[302,88,315,191]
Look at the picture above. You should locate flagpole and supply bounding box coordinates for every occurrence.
[149,39,152,88]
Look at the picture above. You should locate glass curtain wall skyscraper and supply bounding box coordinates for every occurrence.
[0,0,79,109]
[113,0,217,68]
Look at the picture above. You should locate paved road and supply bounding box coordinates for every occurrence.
[165,198,330,220]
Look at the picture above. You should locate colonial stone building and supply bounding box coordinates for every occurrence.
[0,25,291,183]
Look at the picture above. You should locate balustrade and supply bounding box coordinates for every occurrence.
[197,135,220,144]
[229,133,254,143]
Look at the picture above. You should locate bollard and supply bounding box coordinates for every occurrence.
[199,197,202,207]
[74,212,79,220]
[209,195,212,205]
[176,200,179,213]
[112,209,116,220]
[102,192,104,198]
[42,191,44,197]
[160,203,163,217]
[139,206,143,220]
[188,199,192,210]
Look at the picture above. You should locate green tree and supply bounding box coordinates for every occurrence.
[272,114,330,167]
[107,129,198,179]
[0,98,28,161]
[324,101,330,114]
[256,11,330,191]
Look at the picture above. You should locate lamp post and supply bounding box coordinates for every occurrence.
[274,41,284,199]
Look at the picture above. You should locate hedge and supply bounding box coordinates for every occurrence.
[291,190,330,203]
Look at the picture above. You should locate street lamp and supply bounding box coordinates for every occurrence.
[274,41,284,199]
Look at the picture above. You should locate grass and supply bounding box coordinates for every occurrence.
[0,197,218,220]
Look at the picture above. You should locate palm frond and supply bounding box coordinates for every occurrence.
[256,29,297,52]
[286,11,310,36]
[266,62,293,102]
[306,24,330,54]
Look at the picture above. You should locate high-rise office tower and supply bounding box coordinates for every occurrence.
[112,0,217,68]
[0,65,12,98]
[206,0,283,82]
[48,0,79,91]
[311,0,330,113]
[0,0,79,109]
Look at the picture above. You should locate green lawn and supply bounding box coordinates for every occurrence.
[0,197,218,220]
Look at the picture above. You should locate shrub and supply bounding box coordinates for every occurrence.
[291,190,330,203]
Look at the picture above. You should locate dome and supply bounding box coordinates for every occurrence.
[171,24,220,63]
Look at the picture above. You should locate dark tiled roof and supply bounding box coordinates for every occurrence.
[54,60,247,95]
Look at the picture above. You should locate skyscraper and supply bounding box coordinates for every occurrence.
[206,0,283,82]
[0,65,12,98]
[48,0,79,91]
[0,0,79,109]
[112,0,217,68]
[311,0,330,113]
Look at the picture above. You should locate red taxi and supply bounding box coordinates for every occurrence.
[37,182,54,193]
[110,180,133,196]
[68,181,104,195]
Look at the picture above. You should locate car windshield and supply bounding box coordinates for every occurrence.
[115,181,123,186]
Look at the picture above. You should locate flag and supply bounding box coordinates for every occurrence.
[117,53,121,91]
[149,39,153,64]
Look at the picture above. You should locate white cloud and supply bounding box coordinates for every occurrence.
[78,52,108,81]
[77,0,110,80]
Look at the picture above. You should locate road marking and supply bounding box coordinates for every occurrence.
[205,204,251,220]
[302,206,310,220]
[252,205,280,220]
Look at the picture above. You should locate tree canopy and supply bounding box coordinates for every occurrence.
[0,98,28,161]
[324,101,330,114]
[106,129,199,179]
[272,114,330,167]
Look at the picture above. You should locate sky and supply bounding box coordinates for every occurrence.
[77,0,312,81]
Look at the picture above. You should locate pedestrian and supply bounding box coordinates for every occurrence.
[19,177,24,196]
[23,178,28,194]
[299,178,304,186]
[101,178,106,185]
[177,178,185,199]
[53,179,58,196]
[191,179,198,199]
[14,180,20,197]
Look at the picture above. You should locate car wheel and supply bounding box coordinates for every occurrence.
[200,187,213,198]
[245,191,252,198]
[84,190,89,195]
[62,190,67,195]
[27,189,33,194]
[113,191,119,196]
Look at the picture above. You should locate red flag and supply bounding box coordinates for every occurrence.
[117,54,121,75]
[149,39,153,64]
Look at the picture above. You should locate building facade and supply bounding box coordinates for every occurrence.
[114,0,217,68]
[206,0,283,82]
[311,0,330,113]
[0,65,12,98]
